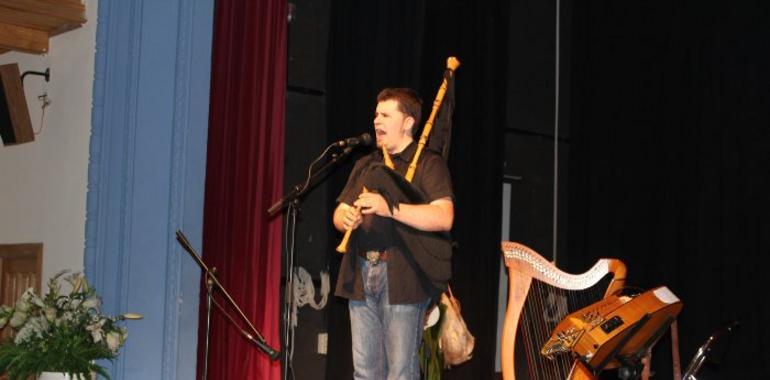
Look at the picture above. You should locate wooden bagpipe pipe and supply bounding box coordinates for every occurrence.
[335,56,460,256]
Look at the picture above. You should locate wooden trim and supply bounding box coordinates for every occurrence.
[0,5,83,35]
[0,0,86,55]
[0,22,48,53]
[0,0,85,25]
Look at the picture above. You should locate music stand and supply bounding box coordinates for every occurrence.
[590,314,677,380]
[176,230,280,380]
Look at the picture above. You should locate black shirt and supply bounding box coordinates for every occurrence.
[335,141,453,304]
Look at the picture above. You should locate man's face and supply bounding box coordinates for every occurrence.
[374,99,413,153]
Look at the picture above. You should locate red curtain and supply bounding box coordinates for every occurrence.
[199,0,286,379]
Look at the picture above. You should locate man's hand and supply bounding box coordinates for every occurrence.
[341,204,363,230]
[354,192,392,217]
[335,195,453,233]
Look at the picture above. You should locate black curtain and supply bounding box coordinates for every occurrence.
[567,1,770,378]
[324,1,509,379]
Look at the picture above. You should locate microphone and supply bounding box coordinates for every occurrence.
[244,332,281,361]
[334,133,372,148]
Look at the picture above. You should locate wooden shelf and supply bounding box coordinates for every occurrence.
[0,0,86,54]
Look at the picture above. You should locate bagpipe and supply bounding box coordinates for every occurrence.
[335,56,460,291]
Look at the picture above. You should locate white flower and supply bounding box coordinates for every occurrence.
[13,316,48,344]
[13,323,33,344]
[14,289,35,312]
[86,318,107,343]
[106,331,123,353]
[82,297,100,310]
[0,317,7,329]
[30,316,49,334]
[69,298,82,309]
[55,311,74,327]
[44,306,57,322]
[9,311,28,328]
[30,294,45,308]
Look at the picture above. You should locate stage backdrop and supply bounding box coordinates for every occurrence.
[566,1,770,378]
[197,0,286,379]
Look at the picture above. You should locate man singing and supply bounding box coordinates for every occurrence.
[333,88,454,380]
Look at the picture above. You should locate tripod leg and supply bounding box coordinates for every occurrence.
[203,274,215,380]
[671,319,682,380]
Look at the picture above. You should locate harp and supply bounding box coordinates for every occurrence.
[500,241,627,380]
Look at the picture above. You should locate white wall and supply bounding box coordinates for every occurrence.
[0,0,98,284]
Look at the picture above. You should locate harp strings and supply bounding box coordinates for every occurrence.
[519,278,610,380]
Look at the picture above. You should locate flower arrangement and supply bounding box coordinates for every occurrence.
[0,271,137,380]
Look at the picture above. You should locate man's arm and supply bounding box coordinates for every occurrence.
[354,193,454,232]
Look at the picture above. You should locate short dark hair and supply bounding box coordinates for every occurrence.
[376,88,423,132]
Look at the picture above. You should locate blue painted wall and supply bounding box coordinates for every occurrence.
[84,0,214,378]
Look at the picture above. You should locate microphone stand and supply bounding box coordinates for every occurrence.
[267,143,359,380]
[267,145,356,216]
[175,230,281,380]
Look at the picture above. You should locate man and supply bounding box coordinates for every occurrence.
[333,88,454,380]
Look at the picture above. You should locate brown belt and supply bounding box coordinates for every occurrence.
[359,250,388,265]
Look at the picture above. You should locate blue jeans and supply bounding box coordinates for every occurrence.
[349,260,429,380]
